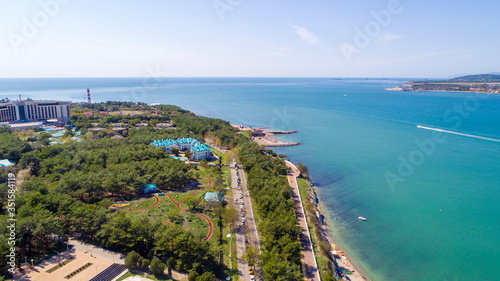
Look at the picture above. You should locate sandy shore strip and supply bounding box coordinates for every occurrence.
[311,186,370,281]
[295,168,370,281]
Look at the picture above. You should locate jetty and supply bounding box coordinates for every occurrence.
[231,125,300,147]
[252,128,299,147]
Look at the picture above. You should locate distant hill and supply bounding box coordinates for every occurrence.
[446,74,500,82]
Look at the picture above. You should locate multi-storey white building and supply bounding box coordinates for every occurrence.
[0,99,71,124]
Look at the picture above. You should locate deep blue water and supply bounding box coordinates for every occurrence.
[2,78,499,281]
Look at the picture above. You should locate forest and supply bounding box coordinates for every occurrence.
[238,141,303,280]
[0,102,313,280]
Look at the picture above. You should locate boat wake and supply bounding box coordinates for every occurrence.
[417,125,500,143]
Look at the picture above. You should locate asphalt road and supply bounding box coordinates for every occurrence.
[230,160,249,281]
[230,159,262,280]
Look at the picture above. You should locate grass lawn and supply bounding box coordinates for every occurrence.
[211,148,229,165]
[117,172,215,237]
[221,226,239,280]
[239,131,250,138]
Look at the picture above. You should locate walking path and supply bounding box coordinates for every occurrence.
[124,195,160,216]
[165,193,214,241]
[285,161,321,281]
[122,176,214,240]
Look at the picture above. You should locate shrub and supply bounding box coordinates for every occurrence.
[188,271,199,281]
[150,258,165,276]
[124,251,141,269]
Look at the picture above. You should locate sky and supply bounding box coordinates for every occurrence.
[1,0,499,78]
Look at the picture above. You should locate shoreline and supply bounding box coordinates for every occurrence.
[304,177,370,281]
[238,123,371,280]
[231,124,300,147]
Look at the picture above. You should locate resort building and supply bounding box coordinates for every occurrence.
[0,99,71,124]
[191,142,212,161]
[151,138,213,161]
[156,122,174,129]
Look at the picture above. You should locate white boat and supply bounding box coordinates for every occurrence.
[358,216,367,221]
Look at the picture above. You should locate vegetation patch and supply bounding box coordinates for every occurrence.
[64,262,93,279]
[46,257,76,273]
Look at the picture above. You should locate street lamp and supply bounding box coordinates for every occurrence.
[92,237,94,246]
[31,259,33,267]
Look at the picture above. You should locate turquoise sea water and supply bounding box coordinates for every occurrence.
[2,78,499,281]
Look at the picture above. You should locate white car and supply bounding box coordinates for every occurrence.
[240,204,244,209]
[234,197,238,201]
[242,218,246,223]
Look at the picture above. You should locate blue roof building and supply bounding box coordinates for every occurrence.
[204,192,224,203]
[143,184,157,194]
[191,143,212,161]
[0,159,14,167]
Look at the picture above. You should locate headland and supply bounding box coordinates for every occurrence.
[231,124,300,147]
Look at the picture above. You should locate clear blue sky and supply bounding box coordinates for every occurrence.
[1,0,499,78]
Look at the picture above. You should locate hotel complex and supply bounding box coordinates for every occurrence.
[0,99,71,124]
[151,138,213,161]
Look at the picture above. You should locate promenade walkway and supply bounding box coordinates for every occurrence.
[285,161,321,281]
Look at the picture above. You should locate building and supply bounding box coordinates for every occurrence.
[191,142,212,161]
[151,138,213,161]
[8,121,44,130]
[0,159,14,167]
[143,184,157,194]
[252,129,265,137]
[156,123,173,129]
[0,99,71,124]
[204,192,224,204]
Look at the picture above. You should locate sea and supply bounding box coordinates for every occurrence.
[1,78,499,281]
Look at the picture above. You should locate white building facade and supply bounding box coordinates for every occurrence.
[0,100,71,124]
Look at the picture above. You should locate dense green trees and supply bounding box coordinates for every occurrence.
[238,141,303,280]
[0,127,31,162]
[0,101,300,279]
[153,225,217,274]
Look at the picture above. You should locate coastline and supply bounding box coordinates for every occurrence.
[231,124,300,147]
[240,123,371,280]
[304,176,371,281]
